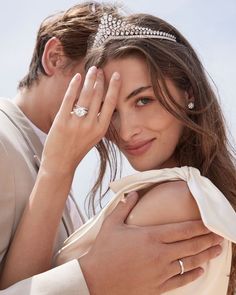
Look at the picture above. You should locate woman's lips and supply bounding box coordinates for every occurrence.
[124,139,155,156]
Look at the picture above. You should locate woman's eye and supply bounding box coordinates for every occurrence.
[136,97,152,106]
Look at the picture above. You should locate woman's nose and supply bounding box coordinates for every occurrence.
[117,113,142,142]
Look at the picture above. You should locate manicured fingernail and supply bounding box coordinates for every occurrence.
[112,72,120,80]
[74,73,81,80]
[89,66,97,74]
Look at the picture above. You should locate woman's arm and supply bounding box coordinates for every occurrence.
[126,180,200,226]
[0,70,121,288]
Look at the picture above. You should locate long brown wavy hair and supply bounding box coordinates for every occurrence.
[85,13,236,293]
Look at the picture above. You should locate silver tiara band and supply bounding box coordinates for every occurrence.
[92,13,177,48]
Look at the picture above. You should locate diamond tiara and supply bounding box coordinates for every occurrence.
[92,13,177,48]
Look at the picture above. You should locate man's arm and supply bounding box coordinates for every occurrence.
[79,191,223,295]
[0,134,88,294]
[0,139,16,268]
[0,190,222,295]
[0,260,89,295]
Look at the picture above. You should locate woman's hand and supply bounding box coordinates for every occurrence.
[41,66,120,175]
[0,67,121,289]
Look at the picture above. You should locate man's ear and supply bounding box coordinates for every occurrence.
[42,37,65,76]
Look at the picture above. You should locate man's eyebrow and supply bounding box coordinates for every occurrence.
[126,86,152,100]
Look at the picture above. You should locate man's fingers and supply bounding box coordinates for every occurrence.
[168,232,223,261]
[59,73,81,115]
[160,268,204,293]
[107,192,139,225]
[169,244,222,277]
[157,220,210,243]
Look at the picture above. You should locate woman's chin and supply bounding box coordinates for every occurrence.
[129,162,160,172]
[129,158,177,172]
[124,149,178,171]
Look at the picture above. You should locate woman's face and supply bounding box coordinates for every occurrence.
[103,56,187,171]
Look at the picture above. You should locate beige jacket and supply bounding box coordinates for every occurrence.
[56,166,236,295]
[0,98,89,294]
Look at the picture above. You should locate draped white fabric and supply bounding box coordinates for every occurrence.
[55,166,236,295]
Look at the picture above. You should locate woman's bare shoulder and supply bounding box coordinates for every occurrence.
[126,180,200,226]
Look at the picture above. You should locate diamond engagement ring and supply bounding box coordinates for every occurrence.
[178,259,184,275]
[71,106,89,117]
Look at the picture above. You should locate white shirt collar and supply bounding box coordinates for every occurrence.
[25,117,47,145]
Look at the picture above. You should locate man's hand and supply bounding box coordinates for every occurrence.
[80,192,222,295]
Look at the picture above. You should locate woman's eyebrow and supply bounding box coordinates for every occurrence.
[126,86,152,100]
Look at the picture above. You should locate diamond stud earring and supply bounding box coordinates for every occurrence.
[188,102,195,110]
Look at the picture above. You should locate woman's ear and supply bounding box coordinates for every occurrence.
[41,37,65,76]
[185,87,195,110]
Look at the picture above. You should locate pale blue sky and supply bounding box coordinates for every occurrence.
[0,0,235,134]
[0,0,235,212]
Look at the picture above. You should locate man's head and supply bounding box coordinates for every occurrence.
[19,2,117,89]
[16,2,118,132]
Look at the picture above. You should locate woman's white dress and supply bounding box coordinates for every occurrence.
[55,166,236,295]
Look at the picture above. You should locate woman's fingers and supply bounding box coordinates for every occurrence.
[59,73,82,116]
[77,66,98,109]
[64,68,120,129]
[52,67,120,166]
[87,69,104,120]
[99,72,121,126]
